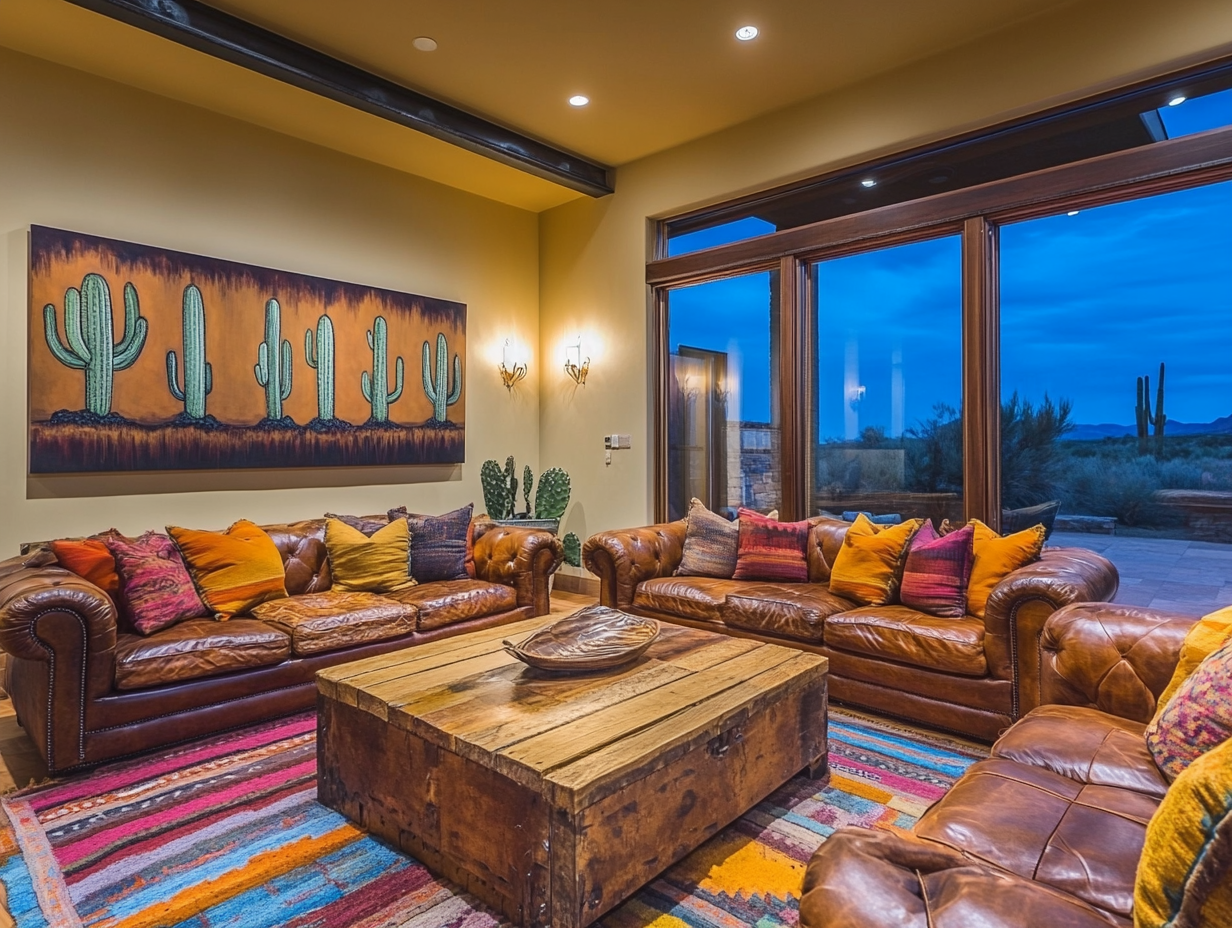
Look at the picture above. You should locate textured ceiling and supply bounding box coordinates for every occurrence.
[2,0,1081,209]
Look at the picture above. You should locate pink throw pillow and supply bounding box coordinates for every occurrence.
[732,508,810,583]
[899,522,975,617]
[105,532,208,635]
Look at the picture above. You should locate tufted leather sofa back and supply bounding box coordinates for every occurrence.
[260,519,332,595]
[807,518,848,584]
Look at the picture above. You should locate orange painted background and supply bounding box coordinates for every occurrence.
[29,227,466,428]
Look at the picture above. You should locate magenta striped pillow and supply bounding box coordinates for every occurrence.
[899,521,975,617]
[105,532,209,635]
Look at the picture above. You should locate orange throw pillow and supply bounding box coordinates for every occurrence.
[50,534,121,596]
[828,515,924,606]
[168,520,288,619]
[965,520,1046,619]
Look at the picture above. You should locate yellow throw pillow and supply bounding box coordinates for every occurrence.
[965,520,1046,619]
[168,520,287,619]
[828,515,924,606]
[324,518,416,593]
[1134,736,1232,928]
[1153,606,1232,722]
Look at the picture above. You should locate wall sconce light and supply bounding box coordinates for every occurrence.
[498,339,527,391]
[564,337,590,386]
[848,385,866,410]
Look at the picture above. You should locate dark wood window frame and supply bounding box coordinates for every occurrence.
[649,124,1232,524]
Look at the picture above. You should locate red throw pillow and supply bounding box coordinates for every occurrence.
[105,532,209,635]
[50,533,122,596]
[899,522,975,617]
[732,508,810,582]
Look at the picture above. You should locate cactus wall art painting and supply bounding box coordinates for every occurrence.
[28,226,466,473]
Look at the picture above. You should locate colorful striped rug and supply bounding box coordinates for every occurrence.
[0,710,985,927]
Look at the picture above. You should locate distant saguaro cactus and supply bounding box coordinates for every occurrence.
[361,315,403,423]
[305,314,336,421]
[166,284,213,419]
[254,299,293,420]
[1135,363,1167,458]
[44,272,148,416]
[1153,362,1167,458]
[421,332,462,423]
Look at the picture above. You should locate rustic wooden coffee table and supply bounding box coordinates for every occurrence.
[317,616,828,928]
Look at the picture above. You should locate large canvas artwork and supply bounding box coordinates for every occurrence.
[28,226,466,473]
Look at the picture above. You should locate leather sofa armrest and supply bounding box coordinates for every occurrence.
[982,546,1118,719]
[1039,602,1193,723]
[0,561,119,772]
[472,523,563,617]
[582,521,686,610]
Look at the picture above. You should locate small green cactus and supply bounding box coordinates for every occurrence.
[361,315,404,423]
[421,332,462,423]
[254,298,292,420]
[522,465,534,516]
[305,314,335,421]
[504,456,519,512]
[167,284,213,419]
[481,458,512,519]
[535,467,572,520]
[44,272,148,416]
[563,532,582,568]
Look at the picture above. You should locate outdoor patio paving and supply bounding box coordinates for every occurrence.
[1050,531,1232,617]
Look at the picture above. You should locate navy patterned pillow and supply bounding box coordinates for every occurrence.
[388,504,473,583]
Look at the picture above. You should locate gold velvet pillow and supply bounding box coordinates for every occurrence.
[964,520,1046,619]
[168,520,287,619]
[1153,606,1232,721]
[828,515,924,606]
[324,518,416,593]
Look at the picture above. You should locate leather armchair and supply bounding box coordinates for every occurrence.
[473,522,564,616]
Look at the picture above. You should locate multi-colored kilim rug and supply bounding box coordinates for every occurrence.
[0,709,985,927]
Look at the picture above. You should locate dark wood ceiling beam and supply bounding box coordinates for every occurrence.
[64,0,614,197]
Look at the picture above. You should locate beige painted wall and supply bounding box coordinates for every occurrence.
[539,0,1232,559]
[0,48,541,555]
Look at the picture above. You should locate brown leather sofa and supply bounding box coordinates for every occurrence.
[583,518,1118,741]
[800,601,1196,928]
[0,518,563,774]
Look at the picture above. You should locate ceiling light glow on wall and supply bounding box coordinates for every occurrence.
[861,178,877,188]
[1168,95,1187,106]
[411,36,437,52]
[569,95,590,107]
[735,25,759,41]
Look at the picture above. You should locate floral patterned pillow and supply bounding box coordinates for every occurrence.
[1146,636,1232,780]
[104,532,209,635]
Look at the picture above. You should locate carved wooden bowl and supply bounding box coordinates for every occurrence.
[503,605,661,674]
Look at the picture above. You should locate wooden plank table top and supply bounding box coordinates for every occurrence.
[317,613,829,927]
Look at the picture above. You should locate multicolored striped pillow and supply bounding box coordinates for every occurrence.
[104,532,209,635]
[677,498,740,578]
[1146,636,1232,781]
[732,508,810,583]
[899,521,975,617]
[828,515,924,606]
[168,520,288,619]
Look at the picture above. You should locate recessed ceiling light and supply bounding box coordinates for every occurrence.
[861,178,877,188]
[1168,95,1187,106]
[412,36,437,52]
[735,25,759,41]
[569,95,590,107]
[1067,210,1080,216]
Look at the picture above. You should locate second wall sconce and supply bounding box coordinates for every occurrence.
[564,336,590,386]
[499,339,527,391]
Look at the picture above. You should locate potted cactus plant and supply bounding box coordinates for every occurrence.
[481,455,582,566]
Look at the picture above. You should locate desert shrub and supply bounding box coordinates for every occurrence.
[1060,457,1177,527]
[904,404,963,493]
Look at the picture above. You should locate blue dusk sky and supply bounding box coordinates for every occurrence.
[669,91,1232,436]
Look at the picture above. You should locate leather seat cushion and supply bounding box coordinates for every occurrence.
[250,591,415,656]
[914,756,1159,920]
[633,577,747,624]
[115,619,291,690]
[825,605,988,676]
[992,704,1168,799]
[723,583,855,642]
[384,579,517,631]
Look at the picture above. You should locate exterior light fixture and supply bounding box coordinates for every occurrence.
[1067,210,1080,216]
[569,95,590,107]
[861,178,877,188]
[564,337,590,385]
[1168,95,1187,106]
[735,25,759,41]
[498,339,527,391]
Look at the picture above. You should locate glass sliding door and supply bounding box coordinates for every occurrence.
[1000,180,1232,615]
[666,270,780,521]
[811,236,964,524]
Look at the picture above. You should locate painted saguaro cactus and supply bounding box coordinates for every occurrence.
[361,315,404,423]
[43,272,148,416]
[254,298,293,420]
[304,314,336,421]
[166,284,213,419]
[421,332,462,423]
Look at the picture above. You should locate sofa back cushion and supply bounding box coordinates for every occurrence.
[261,520,332,595]
[676,498,740,579]
[806,518,848,584]
[324,518,416,593]
[828,515,923,606]
[168,520,288,619]
[1135,735,1232,928]
[1146,637,1232,780]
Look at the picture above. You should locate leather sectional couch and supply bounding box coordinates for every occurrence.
[800,601,1197,928]
[583,517,1118,741]
[0,517,563,774]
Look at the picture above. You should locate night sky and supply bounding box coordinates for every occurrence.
[669,90,1232,436]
